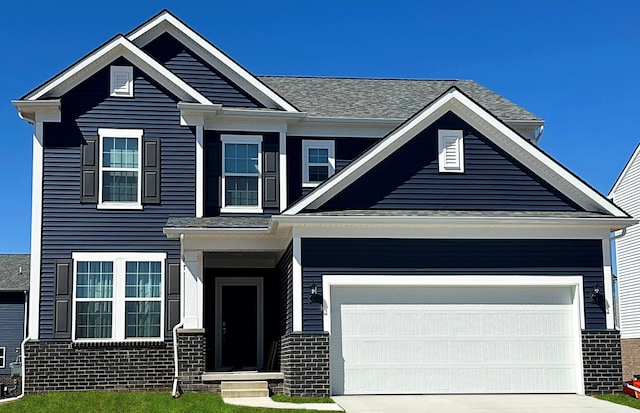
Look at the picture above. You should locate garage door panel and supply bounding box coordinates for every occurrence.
[330,286,579,395]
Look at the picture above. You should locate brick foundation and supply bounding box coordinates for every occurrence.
[582,330,622,394]
[281,332,330,397]
[621,338,640,381]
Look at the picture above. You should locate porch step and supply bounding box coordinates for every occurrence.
[221,381,269,398]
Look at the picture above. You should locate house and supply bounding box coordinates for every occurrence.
[12,10,635,397]
[609,143,640,381]
[0,254,29,393]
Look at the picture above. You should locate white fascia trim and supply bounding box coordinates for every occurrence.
[163,226,274,238]
[609,143,640,199]
[284,89,627,217]
[274,214,637,232]
[12,100,61,124]
[322,274,585,333]
[24,36,210,105]
[127,12,298,112]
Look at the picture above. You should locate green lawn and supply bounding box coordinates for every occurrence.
[595,394,640,409]
[271,395,334,404]
[0,392,330,413]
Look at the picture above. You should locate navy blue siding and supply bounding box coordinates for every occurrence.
[143,33,262,108]
[277,242,294,335]
[287,137,379,207]
[317,112,582,211]
[0,293,25,374]
[40,58,195,339]
[301,238,606,331]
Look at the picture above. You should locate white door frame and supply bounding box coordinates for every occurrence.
[322,275,586,395]
[214,277,264,370]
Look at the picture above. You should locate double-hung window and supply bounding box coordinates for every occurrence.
[302,140,335,187]
[98,129,143,209]
[0,347,5,369]
[221,135,262,213]
[73,252,165,341]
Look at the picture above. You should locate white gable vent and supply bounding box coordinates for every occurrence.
[110,66,134,97]
[438,129,464,173]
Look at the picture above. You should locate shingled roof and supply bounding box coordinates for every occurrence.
[258,76,541,122]
[0,254,30,291]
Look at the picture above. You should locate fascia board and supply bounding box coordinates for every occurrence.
[609,142,640,199]
[285,88,628,217]
[163,226,274,238]
[23,36,211,105]
[127,12,299,113]
[12,99,61,123]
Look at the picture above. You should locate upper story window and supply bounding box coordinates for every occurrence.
[438,129,465,173]
[73,252,165,342]
[222,135,262,213]
[302,140,335,187]
[98,129,143,209]
[110,66,134,97]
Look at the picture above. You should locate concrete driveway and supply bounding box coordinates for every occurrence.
[332,395,638,413]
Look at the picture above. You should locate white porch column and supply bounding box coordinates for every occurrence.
[182,250,204,328]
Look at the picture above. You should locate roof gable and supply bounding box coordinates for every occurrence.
[19,35,210,105]
[285,87,628,217]
[318,111,581,212]
[609,143,640,199]
[127,10,298,112]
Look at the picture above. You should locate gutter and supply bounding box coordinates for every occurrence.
[610,228,627,241]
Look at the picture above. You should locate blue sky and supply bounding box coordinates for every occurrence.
[1,1,639,253]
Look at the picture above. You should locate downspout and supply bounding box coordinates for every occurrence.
[171,233,185,398]
[610,228,627,241]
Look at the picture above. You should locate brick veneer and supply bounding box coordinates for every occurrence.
[582,330,622,394]
[281,332,330,397]
[176,329,211,392]
[621,338,640,381]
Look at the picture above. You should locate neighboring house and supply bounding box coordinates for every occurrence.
[0,254,29,389]
[12,10,635,397]
[609,143,640,380]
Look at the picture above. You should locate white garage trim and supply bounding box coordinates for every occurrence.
[322,275,585,395]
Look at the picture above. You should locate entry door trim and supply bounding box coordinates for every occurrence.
[214,277,264,370]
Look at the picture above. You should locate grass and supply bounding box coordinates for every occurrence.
[594,394,640,409]
[271,394,334,404]
[0,392,331,413]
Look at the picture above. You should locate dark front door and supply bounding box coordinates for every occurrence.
[220,285,258,369]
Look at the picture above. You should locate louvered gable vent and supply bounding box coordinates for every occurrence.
[110,66,133,97]
[438,129,464,173]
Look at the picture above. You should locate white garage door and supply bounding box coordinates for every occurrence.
[330,285,579,395]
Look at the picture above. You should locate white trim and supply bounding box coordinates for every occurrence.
[302,140,335,187]
[182,250,203,328]
[24,36,210,104]
[609,143,640,198]
[214,277,264,369]
[195,126,204,218]
[279,131,288,211]
[127,11,298,112]
[71,252,167,343]
[28,121,45,340]
[438,129,464,173]
[221,134,263,213]
[284,88,628,217]
[292,236,303,332]
[98,128,144,209]
[0,347,5,369]
[603,238,615,329]
[322,274,586,395]
[109,66,133,97]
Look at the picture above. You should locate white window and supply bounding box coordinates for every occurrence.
[221,134,262,213]
[72,252,166,342]
[302,140,335,187]
[98,128,143,209]
[438,129,465,173]
[0,347,4,369]
[110,66,134,97]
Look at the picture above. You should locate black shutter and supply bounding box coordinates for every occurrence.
[54,259,73,339]
[165,259,181,338]
[204,140,221,216]
[80,138,98,203]
[263,149,279,209]
[142,137,160,204]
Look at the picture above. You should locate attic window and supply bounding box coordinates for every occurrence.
[110,66,134,97]
[438,130,464,173]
